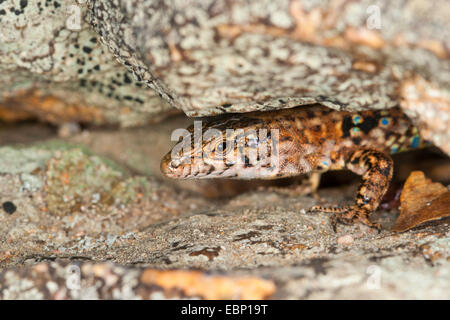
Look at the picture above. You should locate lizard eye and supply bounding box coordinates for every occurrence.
[216,141,228,152]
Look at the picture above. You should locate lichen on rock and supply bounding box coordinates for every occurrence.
[0,0,170,126]
[88,0,450,154]
[0,1,449,300]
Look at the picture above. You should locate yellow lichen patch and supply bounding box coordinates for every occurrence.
[392,171,450,232]
[217,3,447,61]
[0,89,105,124]
[44,149,131,216]
[344,27,385,49]
[289,0,323,41]
[352,60,377,73]
[416,39,448,59]
[140,269,276,300]
[0,107,35,122]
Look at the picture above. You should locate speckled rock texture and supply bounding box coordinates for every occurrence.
[0,121,449,299]
[1,0,449,154]
[0,0,170,126]
[89,0,450,154]
[0,1,449,300]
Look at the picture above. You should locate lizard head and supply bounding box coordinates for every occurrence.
[161,113,297,180]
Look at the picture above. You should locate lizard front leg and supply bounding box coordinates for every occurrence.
[311,149,393,229]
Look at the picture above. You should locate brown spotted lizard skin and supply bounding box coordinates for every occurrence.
[161,104,428,229]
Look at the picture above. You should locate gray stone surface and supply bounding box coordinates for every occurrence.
[1,1,449,154]
[0,0,449,300]
[0,121,448,299]
[0,0,170,126]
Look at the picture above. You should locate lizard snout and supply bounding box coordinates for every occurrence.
[160,152,182,178]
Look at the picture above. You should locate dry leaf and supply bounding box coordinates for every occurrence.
[392,171,450,232]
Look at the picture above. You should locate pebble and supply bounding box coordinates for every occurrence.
[337,234,354,246]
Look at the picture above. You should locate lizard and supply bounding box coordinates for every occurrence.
[160,104,428,229]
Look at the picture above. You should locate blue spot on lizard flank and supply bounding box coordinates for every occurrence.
[381,117,389,126]
[411,135,420,149]
[352,115,362,125]
[352,127,360,134]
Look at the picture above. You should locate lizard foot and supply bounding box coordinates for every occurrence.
[309,205,381,231]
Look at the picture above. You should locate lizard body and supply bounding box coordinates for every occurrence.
[161,104,428,228]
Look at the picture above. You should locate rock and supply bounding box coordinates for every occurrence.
[2,0,449,154]
[0,1,170,126]
[337,235,354,246]
[0,143,209,270]
[0,138,448,299]
[0,1,449,300]
[89,0,450,154]
[0,261,276,299]
[400,76,450,155]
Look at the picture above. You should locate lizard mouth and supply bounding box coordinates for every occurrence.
[160,151,223,179]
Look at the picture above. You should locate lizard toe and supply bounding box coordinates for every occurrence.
[309,205,381,230]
